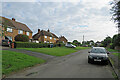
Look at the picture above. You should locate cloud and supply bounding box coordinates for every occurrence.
[1,1,117,42]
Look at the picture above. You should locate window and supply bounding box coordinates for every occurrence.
[44,41,46,43]
[7,27,12,32]
[6,36,12,41]
[54,38,56,40]
[26,32,29,36]
[50,37,52,39]
[45,36,47,38]
[18,30,23,34]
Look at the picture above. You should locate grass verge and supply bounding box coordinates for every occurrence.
[109,57,114,65]
[112,53,120,59]
[2,50,45,75]
[18,47,90,56]
[106,48,118,52]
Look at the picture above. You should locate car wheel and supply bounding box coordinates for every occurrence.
[105,61,108,65]
[88,59,91,63]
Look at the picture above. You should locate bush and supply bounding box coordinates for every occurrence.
[15,34,29,42]
[14,42,65,48]
[112,34,120,47]
[110,43,114,49]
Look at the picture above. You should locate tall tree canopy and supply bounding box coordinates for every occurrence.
[111,0,120,29]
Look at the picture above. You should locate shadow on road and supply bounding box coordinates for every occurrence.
[89,62,108,66]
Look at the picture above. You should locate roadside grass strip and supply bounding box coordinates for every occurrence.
[109,57,114,65]
[112,53,120,59]
[18,47,90,56]
[106,48,118,52]
[2,50,45,75]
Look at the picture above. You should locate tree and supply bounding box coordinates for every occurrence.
[112,34,120,46]
[2,20,9,37]
[15,34,29,42]
[111,1,120,30]
[73,40,78,43]
[101,36,112,47]
[72,40,81,46]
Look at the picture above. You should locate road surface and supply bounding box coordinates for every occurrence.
[7,49,114,78]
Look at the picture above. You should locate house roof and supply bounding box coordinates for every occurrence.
[59,36,68,41]
[0,16,32,33]
[33,30,58,40]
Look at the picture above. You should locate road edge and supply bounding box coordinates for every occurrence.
[109,57,119,80]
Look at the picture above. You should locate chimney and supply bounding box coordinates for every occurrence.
[38,29,40,34]
[12,18,15,21]
[47,29,50,32]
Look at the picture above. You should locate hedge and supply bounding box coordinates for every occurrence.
[15,34,29,42]
[14,42,65,48]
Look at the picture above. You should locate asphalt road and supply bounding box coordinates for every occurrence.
[7,49,114,78]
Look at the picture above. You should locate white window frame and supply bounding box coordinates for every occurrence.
[44,41,46,43]
[7,27,12,32]
[50,37,52,39]
[26,32,29,36]
[18,30,23,34]
[54,38,56,40]
[45,36,47,38]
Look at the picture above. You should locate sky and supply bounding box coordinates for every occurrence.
[1,0,118,42]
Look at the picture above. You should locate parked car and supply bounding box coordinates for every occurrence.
[88,47,109,64]
[2,40,12,47]
[65,44,76,48]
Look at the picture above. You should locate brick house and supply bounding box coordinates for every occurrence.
[32,29,59,43]
[56,36,68,44]
[0,16,33,42]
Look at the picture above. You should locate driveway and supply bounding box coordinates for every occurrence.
[7,49,114,78]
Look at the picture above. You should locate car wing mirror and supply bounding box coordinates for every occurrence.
[107,52,110,54]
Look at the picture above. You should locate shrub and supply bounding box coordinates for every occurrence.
[110,43,114,49]
[15,34,29,42]
[14,42,65,48]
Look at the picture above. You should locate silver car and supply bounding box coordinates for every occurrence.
[88,47,109,64]
[65,44,76,48]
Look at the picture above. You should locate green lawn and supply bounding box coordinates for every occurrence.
[112,53,120,59]
[2,50,45,75]
[18,47,90,56]
[106,48,118,52]
[75,47,91,50]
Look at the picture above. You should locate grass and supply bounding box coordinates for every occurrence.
[18,47,91,56]
[109,57,114,65]
[75,47,91,50]
[112,53,120,59]
[106,48,118,52]
[2,50,45,75]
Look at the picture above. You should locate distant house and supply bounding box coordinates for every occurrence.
[0,16,33,41]
[32,29,59,43]
[56,36,68,44]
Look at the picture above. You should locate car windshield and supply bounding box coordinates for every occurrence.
[91,48,106,53]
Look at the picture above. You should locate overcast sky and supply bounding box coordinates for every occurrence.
[1,0,118,42]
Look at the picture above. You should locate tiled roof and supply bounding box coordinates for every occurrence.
[33,30,58,40]
[59,36,68,41]
[0,16,32,32]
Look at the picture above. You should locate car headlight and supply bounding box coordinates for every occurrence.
[89,56,93,59]
[103,57,108,60]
